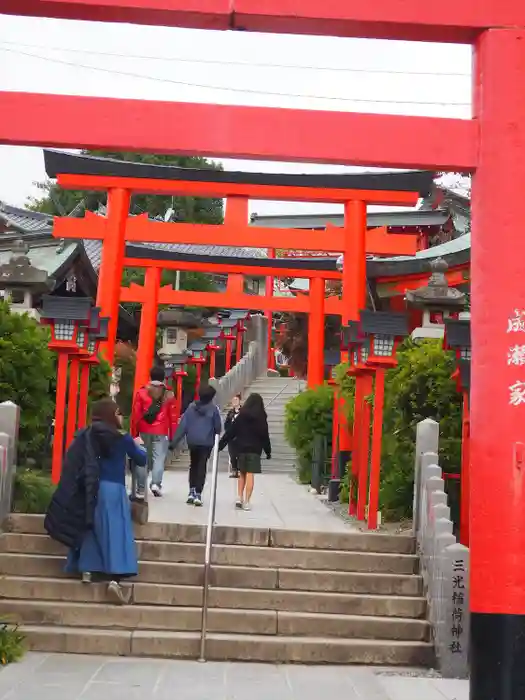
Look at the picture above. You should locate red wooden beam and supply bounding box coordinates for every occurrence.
[376,263,470,295]
[0,0,231,29]
[110,216,331,252]
[0,92,477,171]
[56,214,417,255]
[4,0,525,43]
[234,1,525,43]
[120,284,344,313]
[56,175,419,207]
[124,257,342,280]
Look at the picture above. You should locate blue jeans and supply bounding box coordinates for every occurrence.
[137,434,169,490]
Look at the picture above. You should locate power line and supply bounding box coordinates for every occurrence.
[0,39,471,78]
[0,46,471,108]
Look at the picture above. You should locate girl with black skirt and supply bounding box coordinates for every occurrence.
[219,393,271,510]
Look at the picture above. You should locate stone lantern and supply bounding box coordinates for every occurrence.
[0,240,53,320]
[405,257,466,341]
[157,309,202,359]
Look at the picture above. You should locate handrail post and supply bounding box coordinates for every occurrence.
[199,434,220,662]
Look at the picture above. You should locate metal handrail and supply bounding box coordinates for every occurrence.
[198,379,293,661]
[198,433,220,662]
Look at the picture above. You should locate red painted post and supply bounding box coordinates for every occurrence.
[349,377,364,516]
[266,247,275,370]
[133,266,161,397]
[460,391,470,547]
[331,390,340,478]
[340,200,367,462]
[175,374,184,419]
[307,276,325,387]
[356,371,373,521]
[470,27,525,695]
[235,329,244,364]
[77,363,90,430]
[194,363,202,401]
[225,339,233,373]
[209,349,216,379]
[96,188,130,365]
[65,356,80,448]
[51,353,69,484]
[367,368,386,530]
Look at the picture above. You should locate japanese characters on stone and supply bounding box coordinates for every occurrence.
[449,559,466,655]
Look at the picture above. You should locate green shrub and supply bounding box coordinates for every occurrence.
[0,624,25,664]
[0,302,55,465]
[333,340,462,522]
[12,469,55,514]
[380,339,461,520]
[285,384,334,482]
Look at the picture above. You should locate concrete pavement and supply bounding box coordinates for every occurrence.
[147,471,358,533]
[0,654,469,699]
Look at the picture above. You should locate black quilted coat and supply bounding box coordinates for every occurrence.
[44,424,106,549]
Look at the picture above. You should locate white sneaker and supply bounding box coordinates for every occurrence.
[81,572,92,584]
[235,498,243,509]
[243,502,251,511]
[150,483,162,497]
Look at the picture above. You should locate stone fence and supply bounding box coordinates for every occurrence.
[209,314,268,410]
[0,401,20,524]
[413,418,469,679]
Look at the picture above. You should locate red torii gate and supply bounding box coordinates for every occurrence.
[2,2,525,695]
[47,148,426,396]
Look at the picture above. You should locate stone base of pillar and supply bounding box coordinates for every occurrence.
[471,612,525,699]
[327,479,340,502]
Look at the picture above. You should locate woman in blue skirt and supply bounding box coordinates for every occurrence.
[46,398,147,605]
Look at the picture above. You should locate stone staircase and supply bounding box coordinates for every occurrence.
[242,376,302,473]
[170,375,301,473]
[0,515,433,665]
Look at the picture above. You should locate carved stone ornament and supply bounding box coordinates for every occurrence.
[0,239,53,292]
[406,257,466,311]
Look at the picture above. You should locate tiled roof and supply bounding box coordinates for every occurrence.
[0,202,54,234]
[82,238,266,272]
[0,241,78,277]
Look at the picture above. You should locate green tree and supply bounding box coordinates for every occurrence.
[0,302,55,464]
[28,150,224,224]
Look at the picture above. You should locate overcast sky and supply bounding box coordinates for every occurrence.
[0,14,472,215]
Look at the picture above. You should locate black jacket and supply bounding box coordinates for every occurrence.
[44,422,119,549]
[219,411,271,458]
[224,407,240,432]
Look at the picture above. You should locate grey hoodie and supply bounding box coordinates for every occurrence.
[171,400,222,449]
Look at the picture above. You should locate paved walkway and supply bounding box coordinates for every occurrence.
[147,471,357,532]
[0,654,469,700]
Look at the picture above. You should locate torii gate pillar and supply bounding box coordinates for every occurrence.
[470,27,525,699]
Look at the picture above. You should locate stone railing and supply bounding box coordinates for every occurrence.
[413,418,469,679]
[209,314,268,410]
[0,401,20,524]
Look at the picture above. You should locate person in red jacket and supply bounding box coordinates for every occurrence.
[130,366,177,497]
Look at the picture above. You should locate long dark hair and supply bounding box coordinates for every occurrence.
[90,398,122,457]
[91,398,121,429]
[240,393,267,420]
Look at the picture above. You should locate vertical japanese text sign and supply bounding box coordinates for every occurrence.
[440,543,470,679]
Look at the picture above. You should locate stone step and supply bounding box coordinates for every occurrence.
[0,576,426,618]
[20,625,433,665]
[1,534,418,574]
[0,599,428,641]
[6,515,416,553]
[0,555,422,596]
